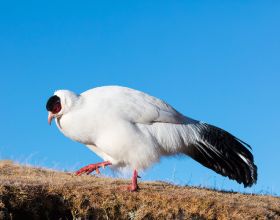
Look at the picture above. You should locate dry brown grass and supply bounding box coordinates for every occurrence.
[0,160,279,220]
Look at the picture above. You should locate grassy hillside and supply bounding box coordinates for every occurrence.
[0,160,279,220]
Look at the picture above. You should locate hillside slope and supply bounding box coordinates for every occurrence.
[0,160,279,220]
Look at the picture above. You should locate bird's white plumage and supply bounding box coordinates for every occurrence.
[49,85,257,187]
[54,86,197,170]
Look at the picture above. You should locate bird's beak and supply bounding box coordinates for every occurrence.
[48,112,55,125]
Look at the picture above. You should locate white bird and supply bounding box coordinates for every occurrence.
[46,86,257,191]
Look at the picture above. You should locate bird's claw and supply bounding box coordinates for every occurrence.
[75,161,112,176]
[75,164,99,175]
[118,184,138,192]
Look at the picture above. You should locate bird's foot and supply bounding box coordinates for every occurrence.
[118,184,138,192]
[75,161,112,175]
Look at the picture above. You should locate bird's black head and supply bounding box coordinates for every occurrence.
[46,95,61,114]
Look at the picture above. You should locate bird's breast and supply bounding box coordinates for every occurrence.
[55,114,98,145]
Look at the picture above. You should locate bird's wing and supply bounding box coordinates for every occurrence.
[105,86,195,125]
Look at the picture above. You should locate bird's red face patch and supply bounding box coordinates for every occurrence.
[52,102,61,114]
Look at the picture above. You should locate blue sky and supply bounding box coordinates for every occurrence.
[0,1,279,195]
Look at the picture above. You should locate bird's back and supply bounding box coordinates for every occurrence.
[80,86,194,125]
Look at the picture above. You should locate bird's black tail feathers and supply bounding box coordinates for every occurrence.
[184,123,257,187]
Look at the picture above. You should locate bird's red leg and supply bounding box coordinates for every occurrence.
[130,169,139,191]
[119,169,139,192]
[75,161,112,175]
